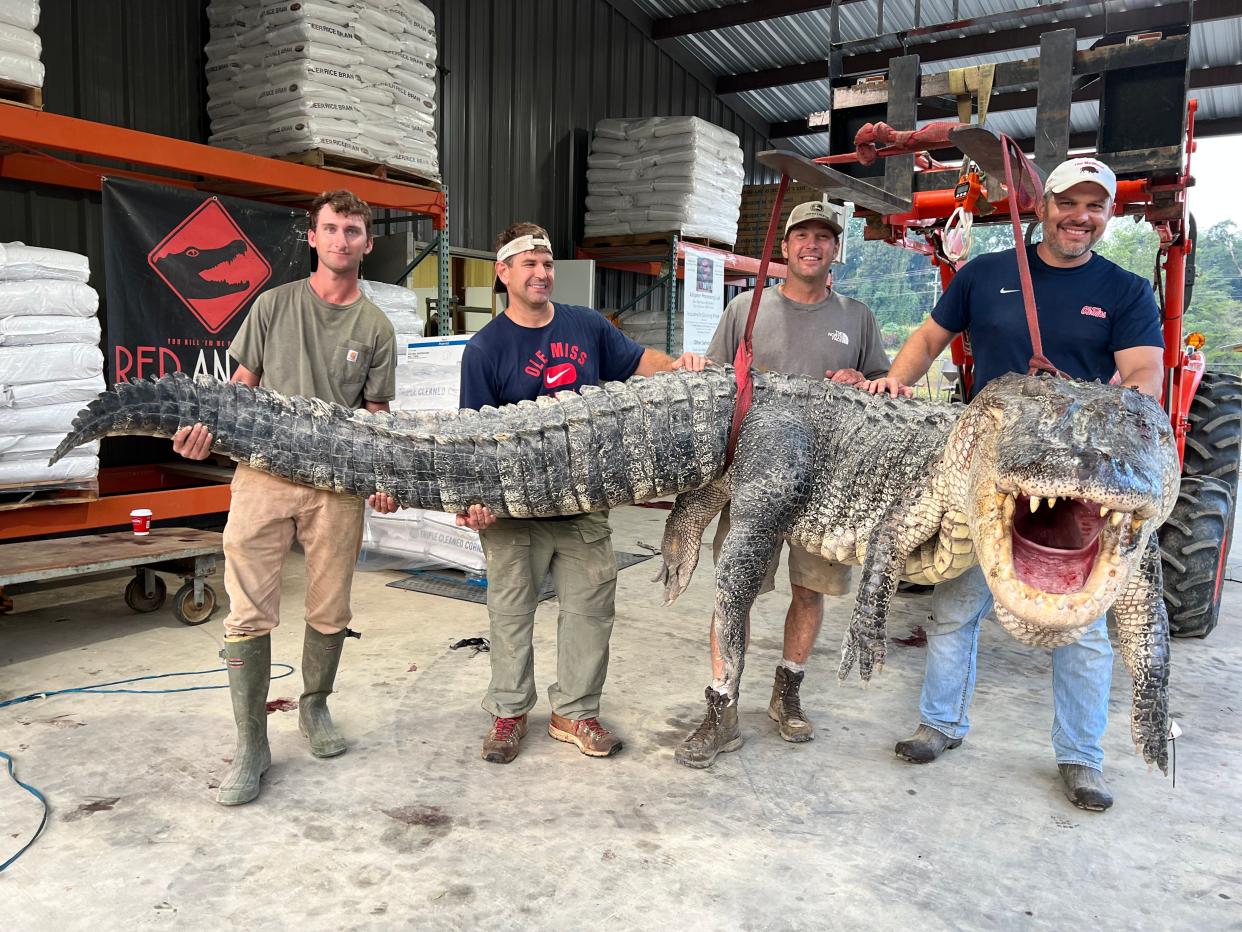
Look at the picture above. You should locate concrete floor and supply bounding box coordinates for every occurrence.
[2,504,1240,931]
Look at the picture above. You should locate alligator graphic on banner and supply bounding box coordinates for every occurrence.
[103,177,310,384]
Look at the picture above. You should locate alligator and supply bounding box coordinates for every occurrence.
[50,366,1178,770]
[152,239,251,300]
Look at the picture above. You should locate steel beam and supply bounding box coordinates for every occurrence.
[718,0,1235,94]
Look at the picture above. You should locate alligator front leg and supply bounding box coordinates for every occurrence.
[711,409,814,699]
[839,491,941,683]
[655,477,731,604]
[1110,536,1171,773]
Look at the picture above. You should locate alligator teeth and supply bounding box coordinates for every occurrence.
[1099,505,1109,518]
[1048,497,1057,508]
[1030,496,1041,513]
[1109,510,1125,527]
[1003,496,1016,522]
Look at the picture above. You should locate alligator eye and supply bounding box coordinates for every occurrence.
[186,248,200,257]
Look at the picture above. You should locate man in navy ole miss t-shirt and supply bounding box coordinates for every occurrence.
[863,157,1165,813]
[457,221,707,767]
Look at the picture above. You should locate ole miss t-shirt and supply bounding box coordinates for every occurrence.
[459,303,646,410]
[931,244,1163,397]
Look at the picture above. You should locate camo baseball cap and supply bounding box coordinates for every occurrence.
[784,200,843,238]
[1044,157,1117,200]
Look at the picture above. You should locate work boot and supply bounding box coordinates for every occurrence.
[298,627,350,759]
[482,714,528,764]
[1058,764,1114,812]
[217,635,272,806]
[548,713,623,758]
[674,688,743,769]
[768,665,814,743]
[894,724,963,763]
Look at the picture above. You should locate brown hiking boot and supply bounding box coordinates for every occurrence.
[894,724,963,763]
[548,713,623,757]
[482,714,527,764]
[768,665,814,743]
[674,688,742,769]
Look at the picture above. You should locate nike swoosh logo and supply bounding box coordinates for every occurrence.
[545,369,573,385]
[1000,287,1020,294]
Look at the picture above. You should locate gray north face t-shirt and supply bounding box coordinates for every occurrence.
[706,286,890,380]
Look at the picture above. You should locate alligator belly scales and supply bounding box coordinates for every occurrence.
[53,367,1180,771]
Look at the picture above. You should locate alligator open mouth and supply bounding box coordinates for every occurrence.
[984,489,1147,616]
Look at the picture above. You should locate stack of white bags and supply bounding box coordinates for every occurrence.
[584,116,744,246]
[0,243,103,488]
[0,0,43,90]
[205,0,440,183]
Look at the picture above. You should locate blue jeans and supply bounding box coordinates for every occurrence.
[918,565,1112,770]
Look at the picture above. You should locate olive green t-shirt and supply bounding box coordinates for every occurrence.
[229,279,396,408]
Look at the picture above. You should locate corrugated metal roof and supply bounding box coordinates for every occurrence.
[632,1,1242,145]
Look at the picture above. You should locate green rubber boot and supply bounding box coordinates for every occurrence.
[298,627,350,759]
[216,635,272,807]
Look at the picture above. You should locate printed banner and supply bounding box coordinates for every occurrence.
[102,177,310,383]
[681,244,726,355]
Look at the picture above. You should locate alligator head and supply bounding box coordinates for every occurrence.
[153,239,251,300]
[960,372,1180,646]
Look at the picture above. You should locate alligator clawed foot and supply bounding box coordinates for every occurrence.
[654,549,699,605]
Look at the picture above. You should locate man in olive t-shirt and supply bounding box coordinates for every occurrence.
[677,200,892,769]
[171,190,398,807]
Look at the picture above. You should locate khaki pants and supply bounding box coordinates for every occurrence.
[222,464,365,637]
[479,512,618,720]
[712,503,852,597]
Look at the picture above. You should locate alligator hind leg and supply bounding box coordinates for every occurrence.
[656,477,731,604]
[710,409,814,700]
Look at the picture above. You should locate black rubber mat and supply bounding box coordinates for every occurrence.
[385,551,654,604]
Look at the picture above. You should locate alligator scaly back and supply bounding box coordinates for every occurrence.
[50,369,739,518]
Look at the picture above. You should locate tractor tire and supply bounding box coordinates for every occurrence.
[1182,370,1242,488]
[1159,476,1233,639]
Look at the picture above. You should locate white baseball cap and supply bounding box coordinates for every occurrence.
[784,200,843,237]
[1044,157,1117,200]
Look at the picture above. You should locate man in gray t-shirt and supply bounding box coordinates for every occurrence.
[677,200,891,769]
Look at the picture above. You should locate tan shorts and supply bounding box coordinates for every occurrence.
[712,503,852,597]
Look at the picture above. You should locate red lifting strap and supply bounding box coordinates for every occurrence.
[997,133,1068,379]
[854,120,960,165]
[726,173,789,467]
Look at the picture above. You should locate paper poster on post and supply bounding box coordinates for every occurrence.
[681,245,725,356]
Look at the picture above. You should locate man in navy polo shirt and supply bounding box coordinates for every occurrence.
[864,157,1164,811]
[459,221,706,765]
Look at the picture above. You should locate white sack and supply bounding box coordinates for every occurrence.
[0,455,98,485]
[0,344,103,385]
[0,315,101,346]
[0,23,39,58]
[0,244,90,282]
[0,401,84,434]
[0,374,105,409]
[0,0,38,30]
[0,433,98,460]
[0,281,98,317]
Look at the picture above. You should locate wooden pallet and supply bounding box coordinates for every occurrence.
[580,232,734,251]
[0,478,100,512]
[274,148,441,190]
[0,78,43,110]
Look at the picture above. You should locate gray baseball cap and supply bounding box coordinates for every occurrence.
[784,200,843,237]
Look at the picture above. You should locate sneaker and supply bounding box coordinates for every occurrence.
[894,724,963,763]
[482,714,527,764]
[674,688,743,769]
[548,712,622,757]
[767,666,814,743]
[1058,764,1113,811]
